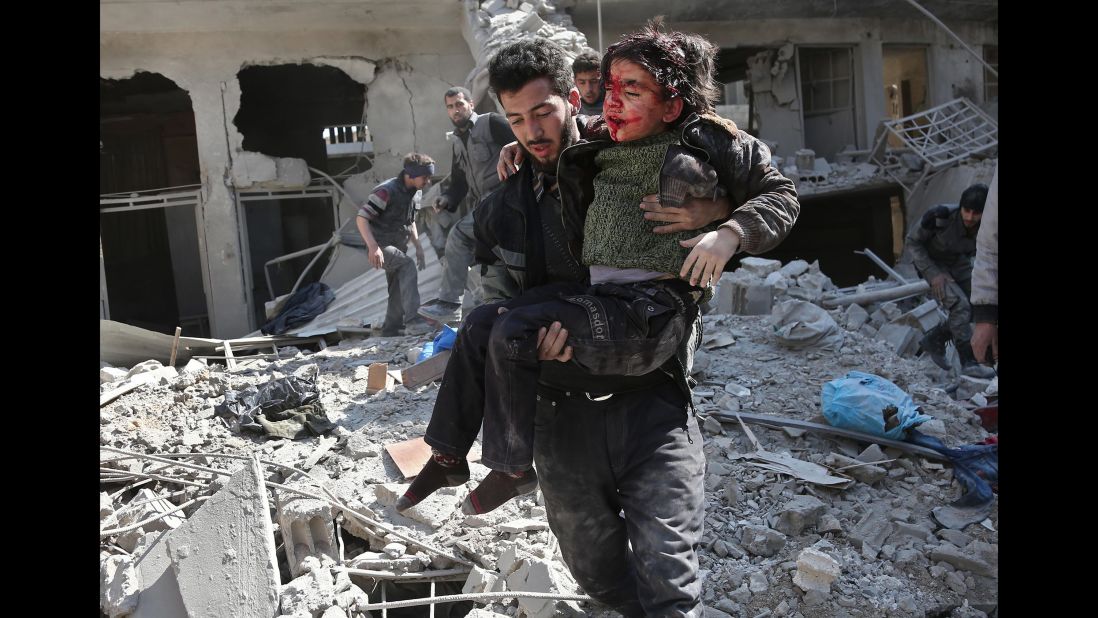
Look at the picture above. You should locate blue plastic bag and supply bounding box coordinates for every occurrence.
[820,371,931,440]
[416,325,458,362]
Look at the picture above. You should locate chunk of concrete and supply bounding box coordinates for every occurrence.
[276,492,338,577]
[792,548,841,593]
[280,566,337,617]
[131,530,188,618]
[102,366,129,383]
[741,525,787,557]
[877,323,918,357]
[101,554,141,617]
[779,259,810,278]
[273,157,311,189]
[232,151,278,187]
[843,303,869,331]
[740,257,783,277]
[498,518,550,534]
[506,559,576,618]
[929,543,995,576]
[826,453,886,485]
[855,444,888,464]
[165,457,280,617]
[849,507,894,551]
[772,495,827,536]
[463,566,503,595]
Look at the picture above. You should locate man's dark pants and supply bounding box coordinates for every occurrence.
[423,281,704,616]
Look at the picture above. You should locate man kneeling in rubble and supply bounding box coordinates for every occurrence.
[907,182,996,379]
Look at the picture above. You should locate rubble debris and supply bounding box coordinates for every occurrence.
[165,457,281,617]
[100,249,998,616]
[100,553,140,617]
[792,547,841,594]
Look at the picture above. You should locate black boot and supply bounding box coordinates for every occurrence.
[957,340,996,379]
[919,324,951,370]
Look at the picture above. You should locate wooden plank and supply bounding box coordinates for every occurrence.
[709,411,947,461]
[400,350,451,389]
[168,327,182,368]
[222,340,236,370]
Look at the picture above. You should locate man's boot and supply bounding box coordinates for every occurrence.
[919,324,951,370]
[957,340,996,379]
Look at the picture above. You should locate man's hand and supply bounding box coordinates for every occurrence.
[415,245,427,271]
[368,245,384,269]
[929,273,951,303]
[641,194,732,234]
[497,141,524,181]
[433,195,451,214]
[537,321,573,362]
[680,227,740,287]
[971,322,998,365]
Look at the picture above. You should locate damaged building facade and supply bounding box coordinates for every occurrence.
[100,0,996,337]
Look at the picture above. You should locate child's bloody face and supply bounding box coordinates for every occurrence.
[603,59,683,143]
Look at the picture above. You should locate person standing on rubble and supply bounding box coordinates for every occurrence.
[416,87,515,326]
[399,29,798,616]
[970,164,998,367]
[355,152,435,337]
[908,182,996,379]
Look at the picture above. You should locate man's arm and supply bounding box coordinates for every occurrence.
[710,130,800,257]
[906,207,948,280]
[357,187,391,269]
[409,221,426,270]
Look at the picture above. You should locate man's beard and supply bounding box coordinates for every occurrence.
[522,119,578,173]
[451,114,473,130]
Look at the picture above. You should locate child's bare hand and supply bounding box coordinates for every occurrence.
[496,141,524,181]
[679,227,740,287]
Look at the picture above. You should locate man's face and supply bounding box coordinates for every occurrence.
[499,76,581,172]
[444,93,474,127]
[961,207,982,231]
[603,59,683,142]
[574,69,602,105]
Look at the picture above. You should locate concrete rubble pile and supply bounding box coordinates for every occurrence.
[712,257,996,405]
[101,263,998,616]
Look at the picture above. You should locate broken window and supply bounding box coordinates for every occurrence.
[233,64,367,328]
[983,45,998,102]
[100,72,209,337]
[715,46,768,135]
[798,47,858,159]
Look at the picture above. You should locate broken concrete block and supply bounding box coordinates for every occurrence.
[724,478,741,505]
[320,606,348,618]
[740,257,783,277]
[956,376,992,401]
[333,584,369,611]
[498,518,550,534]
[856,444,887,464]
[232,151,278,187]
[849,507,895,551]
[772,495,827,536]
[507,559,574,618]
[703,416,723,435]
[126,359,165,378]
[383,542,407,558]
[780,259,810,278]
[826,453,885,484]
[876,323,918,357]
[741,524,787,557]
[482,0,507,14]
[930,543,995,576]
[843,303,869,331]
[817,514,843,534]
[279,567,338,617]
[102,366,129,383]
[274,157,311,189]
[463,566,502,595]
[101,554,140,617]
[165,457,281,617]
[131,530,188,618]
[277,493,338,577]
[792,548,841,593]
[748,571,769,593]
[118,488,185,533]
[345,431,379,459]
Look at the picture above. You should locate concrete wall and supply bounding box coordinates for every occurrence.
[101,1,475,336]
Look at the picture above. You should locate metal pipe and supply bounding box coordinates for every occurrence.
[901,0,997,77]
